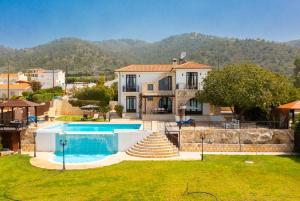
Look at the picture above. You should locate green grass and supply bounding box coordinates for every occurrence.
[55,115,106,122]
[0,155,300,200]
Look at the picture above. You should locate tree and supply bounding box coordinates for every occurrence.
[30,80,42,92]
[294,58,300,76]
[196,63,299,119]
[71,85,113,107]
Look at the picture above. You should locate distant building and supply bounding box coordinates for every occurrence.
[0,72,28,84]
[0,82,32,99]
[26,68,65,89]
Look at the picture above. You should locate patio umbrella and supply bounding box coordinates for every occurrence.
[80,105,99,110]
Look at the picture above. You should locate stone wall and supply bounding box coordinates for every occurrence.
[180,128,294,152]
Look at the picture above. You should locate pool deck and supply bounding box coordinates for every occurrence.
[28,152,202,170]
[27,151,296,170]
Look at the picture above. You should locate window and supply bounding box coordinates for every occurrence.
[158,76,172,91]
[158,97,172,113]
[185,98,202,115]
[147,84,153,91]
[147,96,153,101]
[186,72,198,89]
[126,96,136,113]
[126,75,136,91]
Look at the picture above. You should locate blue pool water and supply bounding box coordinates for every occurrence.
[49,123,141,164]
[46,123,141,133]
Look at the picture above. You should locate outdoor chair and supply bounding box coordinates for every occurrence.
[92,113,99,121]
[81,114,88,121]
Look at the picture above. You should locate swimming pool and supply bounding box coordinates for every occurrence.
[44,123,142,133]
[37,123,146,164]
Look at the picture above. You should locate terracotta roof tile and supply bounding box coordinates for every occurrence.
[0,73,18,78]
[0,83,31,90]
[115,61,211,72]
[115,64,173,72]
[173,61,211,69]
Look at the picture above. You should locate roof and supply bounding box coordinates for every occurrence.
[173,61,211,69]
[115,64,173,72]
[278,101,300,110]
[0,83,31,90]
[0,73,18,78]
[115,61,211,72]
[0,99,40,107]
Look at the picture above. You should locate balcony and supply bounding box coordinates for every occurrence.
[122,85,139,92]
[176,83,202,90]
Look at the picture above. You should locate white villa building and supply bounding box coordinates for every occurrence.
[26,68,65,89]
[115,59,222,121]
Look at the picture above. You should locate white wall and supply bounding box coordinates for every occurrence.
[116,130,151,151]
[33,70,65,89]
[119,72,167,114]
[36,132,56,152]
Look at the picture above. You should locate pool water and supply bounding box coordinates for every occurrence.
[50,123,141,164]
[53,153,110,163]
[48,123,141,133]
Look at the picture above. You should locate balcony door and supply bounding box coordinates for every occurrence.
[126,75,136,91]
[126,96,136,113]
[186,72,198,89]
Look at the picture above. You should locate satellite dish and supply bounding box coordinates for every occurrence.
[180,52,186,59]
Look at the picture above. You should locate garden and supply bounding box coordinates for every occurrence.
[0,155,300,200]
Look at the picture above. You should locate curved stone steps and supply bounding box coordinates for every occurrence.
[126,132,179,158]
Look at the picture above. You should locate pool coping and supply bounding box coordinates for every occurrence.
[28,152,202,170]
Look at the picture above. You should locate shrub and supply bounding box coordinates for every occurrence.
[114,105,123,117]
[32,93,54,103]
[30,80,42,92]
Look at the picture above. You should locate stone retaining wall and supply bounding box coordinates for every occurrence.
[180,128,294,152]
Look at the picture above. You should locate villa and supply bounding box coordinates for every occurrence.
[115,58,222,121]
[26,68,65,89]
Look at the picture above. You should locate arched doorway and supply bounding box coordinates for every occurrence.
[158,97,172,113]
[185,98,202,115]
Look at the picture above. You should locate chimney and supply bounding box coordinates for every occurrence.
[172,58,178,66]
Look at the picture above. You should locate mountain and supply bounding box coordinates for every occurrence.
[97,33,300,74]
[0,38,128,74]
[287,39,300,48]
[1,33,300,74]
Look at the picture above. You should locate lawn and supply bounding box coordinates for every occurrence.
[0,155,300,201]
[55,115,106,122]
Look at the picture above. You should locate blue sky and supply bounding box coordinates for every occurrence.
[0,0,300,48]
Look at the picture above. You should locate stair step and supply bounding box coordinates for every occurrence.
[127,149,179,156]
[126,132,179,158]
[134,143,176,150]
[130,146,178,153]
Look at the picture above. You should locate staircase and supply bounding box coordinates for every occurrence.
[126,132,179,158]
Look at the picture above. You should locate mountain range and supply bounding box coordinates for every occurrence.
[0,33,300,75]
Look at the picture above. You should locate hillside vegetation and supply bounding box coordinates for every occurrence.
[0,33,300,74]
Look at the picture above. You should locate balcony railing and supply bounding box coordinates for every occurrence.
[176,83,201,90]
[122,85,139,92]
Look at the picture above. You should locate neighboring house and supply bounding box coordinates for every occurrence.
[115,59,222,121]
[0,73,28,84]
[66,82,97,91]
[26,68,65,89]
[0,83,32,99]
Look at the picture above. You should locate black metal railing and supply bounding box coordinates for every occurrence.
[122,85,139,92]
[0,119,28,130]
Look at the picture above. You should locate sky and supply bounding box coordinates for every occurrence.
[0,0,300,48]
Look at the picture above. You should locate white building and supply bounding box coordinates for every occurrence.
[0,83,32,99]
[27,68,65,89]
[115,59,222,121]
